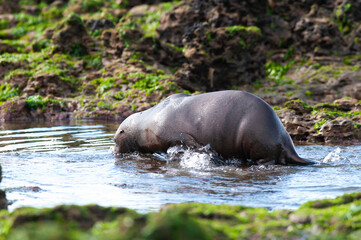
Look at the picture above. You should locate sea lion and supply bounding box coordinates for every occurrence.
[114,90,313,165]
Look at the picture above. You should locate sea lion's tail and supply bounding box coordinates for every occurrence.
[286,151,315,165]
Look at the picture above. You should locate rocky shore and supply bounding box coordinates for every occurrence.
[0,0,360,144]
[1,1,361,239]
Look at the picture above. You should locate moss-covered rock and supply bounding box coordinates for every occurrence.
[52,13,93,57]
[1,192,361,239]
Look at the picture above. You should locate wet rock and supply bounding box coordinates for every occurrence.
[277,108,316,142]
[12,205,129,230]
[0,98,32,121]
[316,118,360,143]
[0,95,75,122]
[52,13,93,56]
[284,99,313,115]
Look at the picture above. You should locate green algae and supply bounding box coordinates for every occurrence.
[225,25,262,37]
[0,52,44,65]
[265,60,295,86]
[25,95,66,111]
[312,104,361,120]
[129,72,169,96]
[91,77,116,95]
[0,84,19,103]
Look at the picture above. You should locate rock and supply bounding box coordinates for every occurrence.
[0,61,24,81]
[0,98,32,121]
[347,25,361,51]
[0,42,18,54]
[52,13,93,56]
[293,6,346,55]
[0,0,20,14]
[284,99,313,115]
[333,97,359,111]
[23,73,75,98]
[175,24,264,91]
[289,213,312,225]
[86,19,115,32]
[20,4,41,15]
[154,0,267,91]
[277,108,316,142]
[316,118,360,143]
[343,83,361,100]
[260,15,292,49]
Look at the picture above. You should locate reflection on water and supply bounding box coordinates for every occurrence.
[0,121,360,213]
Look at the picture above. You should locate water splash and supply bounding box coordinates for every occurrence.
[322,147,343,163]
[166,145,215,170]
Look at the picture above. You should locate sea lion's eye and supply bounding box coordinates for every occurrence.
[120,130,124,134]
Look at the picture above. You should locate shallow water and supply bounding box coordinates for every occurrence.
[0,121,360,213]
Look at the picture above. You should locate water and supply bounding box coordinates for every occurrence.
[0,121,360,213]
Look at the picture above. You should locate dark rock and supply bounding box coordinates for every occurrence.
[284,99,313,115]
[52,13,93,56]
[0,42,18,54]
[86,19,115,32]
[23,73,75,98]
[0,98,32,121]
[293,15,346,55]
[0,0,20,14]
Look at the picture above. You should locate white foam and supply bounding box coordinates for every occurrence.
[322,147,343,163]
[166,145,214,170]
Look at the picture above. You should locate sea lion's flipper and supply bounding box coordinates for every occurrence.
[287,152,315,165]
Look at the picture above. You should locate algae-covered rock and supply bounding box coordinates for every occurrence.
[1,192,361,239]
[52,13,93,56]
